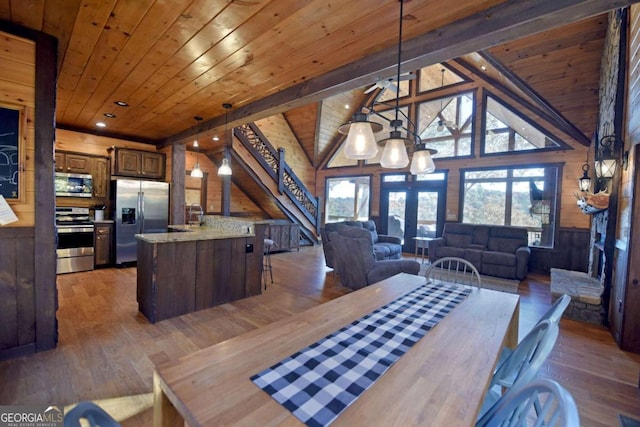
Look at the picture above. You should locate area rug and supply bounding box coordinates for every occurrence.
[418,263,520,294]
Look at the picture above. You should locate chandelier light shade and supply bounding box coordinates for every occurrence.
[191,116,204,178]
[218,103,233,176]
[380,129,410,168]
[578,164,591,192]
[339,113,382,160]
[410,144,437,175]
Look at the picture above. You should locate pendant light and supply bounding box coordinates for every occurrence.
[378,0,411,169]
[218,103,233,176]
[338,113,382,159]
[578,141,591,192]
[190,116,204,178]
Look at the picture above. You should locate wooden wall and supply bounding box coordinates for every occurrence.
[0,31,35,226]
[316,66,591,231]
[0,24,57,359]
[254,114,315,191]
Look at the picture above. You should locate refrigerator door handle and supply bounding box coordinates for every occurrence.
[138,191,144,233]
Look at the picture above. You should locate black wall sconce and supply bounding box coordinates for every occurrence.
[595,135,617,180]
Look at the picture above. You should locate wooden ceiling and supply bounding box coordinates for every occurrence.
[0,0,636,152]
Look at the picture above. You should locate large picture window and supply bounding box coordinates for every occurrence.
[461,165,560,248]
[325,176,371,223]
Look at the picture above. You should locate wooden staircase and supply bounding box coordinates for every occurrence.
[229,123,321,244]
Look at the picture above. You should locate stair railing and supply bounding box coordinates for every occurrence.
[235,123,320,232]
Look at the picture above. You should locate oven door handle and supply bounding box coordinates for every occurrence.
[57,227,94,234]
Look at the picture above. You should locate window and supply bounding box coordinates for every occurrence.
[461,165,560,248]
[325,176,371,223]
[482,95,564,155]
[417,91,474,158]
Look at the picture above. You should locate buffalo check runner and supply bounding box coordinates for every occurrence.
[251,281,472,427]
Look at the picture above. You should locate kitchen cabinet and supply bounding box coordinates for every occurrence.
[113,148,165,179]
[94,223,112,266]
[91,157,109,198]
[55,152,92,174]
[266,222,300,252]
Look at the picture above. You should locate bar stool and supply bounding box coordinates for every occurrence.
[263,238,274,289]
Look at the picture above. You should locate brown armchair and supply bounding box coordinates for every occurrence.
[329,226,419,290]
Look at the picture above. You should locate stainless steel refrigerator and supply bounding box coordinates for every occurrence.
[113,179,169,266]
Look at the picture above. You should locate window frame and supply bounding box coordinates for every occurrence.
[480,91,571,157]
[324,175,373,223]
[416,88,477,161]
[459,163,563,249]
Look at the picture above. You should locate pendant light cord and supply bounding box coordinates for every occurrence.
[393,0,404,127]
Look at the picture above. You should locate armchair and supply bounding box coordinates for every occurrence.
[321,220,402,268]
[329,226,419,290]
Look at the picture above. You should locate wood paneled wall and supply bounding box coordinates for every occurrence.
[317,81,591,230]
[184,148,263,216]
[254,114,315,191]
[0,31,35,226]
[55,128,157,156]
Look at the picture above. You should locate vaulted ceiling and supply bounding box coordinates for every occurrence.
[0,0,635,155]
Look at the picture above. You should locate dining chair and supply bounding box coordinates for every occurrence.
[475,378,580,427]
[496,294,571,372]
[64,401,121,427]
[478,319,560,419]
[425,256,482,288]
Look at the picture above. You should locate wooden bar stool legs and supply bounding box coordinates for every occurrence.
[263,238,274,289]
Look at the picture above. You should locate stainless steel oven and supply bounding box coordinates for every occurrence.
[56,207,94,274]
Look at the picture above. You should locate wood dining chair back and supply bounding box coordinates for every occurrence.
[478,320,560,419]
[475,378,580,427]
[425,256,482,288]
[64,401,121,427]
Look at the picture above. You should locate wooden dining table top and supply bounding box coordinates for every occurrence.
[153,273,520,427]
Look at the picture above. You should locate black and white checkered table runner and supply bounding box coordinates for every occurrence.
[251,281,472,427]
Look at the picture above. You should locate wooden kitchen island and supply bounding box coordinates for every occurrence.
[136,218,266,323]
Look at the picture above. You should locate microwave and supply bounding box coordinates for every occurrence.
[55,172,93,197]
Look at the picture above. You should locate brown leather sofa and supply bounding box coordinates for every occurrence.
[429,223,530,280]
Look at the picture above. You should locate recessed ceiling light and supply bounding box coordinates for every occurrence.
[96,122,106,128]
[481,65,487,71]
[114,101,129,107]
[212,136,219,141]
[104,113,116,118]
[344,104,350,109]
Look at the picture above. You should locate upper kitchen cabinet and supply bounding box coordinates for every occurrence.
[112,148,165,179]
[55,152,93,174]
[92,157,109,198]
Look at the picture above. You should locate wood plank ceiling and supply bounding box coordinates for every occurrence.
[0,0,636,153]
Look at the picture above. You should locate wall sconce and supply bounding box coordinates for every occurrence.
[578,164,591,192]
[595,135,617,180]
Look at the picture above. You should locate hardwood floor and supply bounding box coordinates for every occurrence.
[0,245,638,426]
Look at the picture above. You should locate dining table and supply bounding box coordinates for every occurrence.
[153,272,520,426]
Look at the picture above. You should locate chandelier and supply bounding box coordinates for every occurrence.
[338,0,436,174]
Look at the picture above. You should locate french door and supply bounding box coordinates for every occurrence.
[380,178,446,254]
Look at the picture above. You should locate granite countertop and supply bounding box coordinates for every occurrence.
[135,224,254,243]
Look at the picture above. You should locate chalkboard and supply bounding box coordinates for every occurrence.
[0,106,20,199]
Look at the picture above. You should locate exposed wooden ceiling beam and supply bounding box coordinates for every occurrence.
[475,51,592,146]
[162,0,638,147]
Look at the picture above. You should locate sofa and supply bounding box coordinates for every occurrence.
[329,226,420,290]
[429,223,531,280]
[321,220,402,268]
